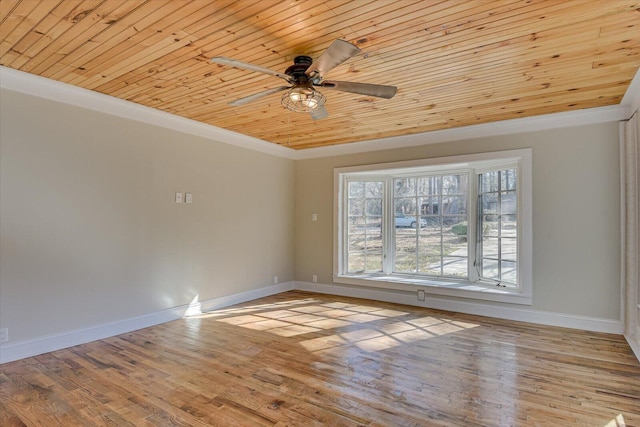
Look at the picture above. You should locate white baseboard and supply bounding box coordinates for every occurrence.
[0,282,294,364]
[1,280,625,364]
[295,281,624,334]
[625,334,640,362]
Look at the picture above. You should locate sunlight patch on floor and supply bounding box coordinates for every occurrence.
[604,414,626,427]
[191,297,479,349]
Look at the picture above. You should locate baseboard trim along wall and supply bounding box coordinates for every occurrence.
[0,282,295,364]
[294,281,624,335]
[626,334,640,361]
[0,280,626,364]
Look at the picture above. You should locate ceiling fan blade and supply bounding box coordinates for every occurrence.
[319,80,397,99]
[211,57,293,83]
[306,39,361,80]
[310,105,329,120]
[228,86,290,106]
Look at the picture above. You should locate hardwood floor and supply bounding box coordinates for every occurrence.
[1,291,639,426]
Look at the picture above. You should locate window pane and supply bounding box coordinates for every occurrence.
[417,176,440,196]
[349,181,365,197]
[481,193,498,214]
[394,178,416,197]
[482,216,499,236]
[500,191,517,214]
[442,196,467,215]
[348,234,365,252]
[449,220,468,239]
[419,234,441,256]
[443,257,467,277]
[366,198,382,216]
[366,215,382,230]
[365,181,383,198]
[501,169,517,191]
[501,237,517,261]
[501,215,517,237]
[423,255,442,276]
[366,254,383,272]
[395,252,417,273]
[395,198,416,216]
[445,214,466,233]
[501,261,517,284]
[482,258,499,280]
[421,196,439,215]
[348,253,365,272]
[442,222,469,242]
[482,237,499,257]
[482,171,499,192]
[348,198,364,216]
[396,235,417,254]
[416,177,428,196]
[442,175,466,195]
[366,234,383,252]
[348,216,366,233]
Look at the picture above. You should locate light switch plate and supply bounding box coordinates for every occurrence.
[175,192,183,203]
[185,192,192,204]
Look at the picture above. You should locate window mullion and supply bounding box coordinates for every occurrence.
[383,176,394,274]
[468,171,478,283]
[341,177,349,274]
[497,174,502,280]
[415,193,420,274]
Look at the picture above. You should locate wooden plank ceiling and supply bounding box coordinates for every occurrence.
[1,1,639,150]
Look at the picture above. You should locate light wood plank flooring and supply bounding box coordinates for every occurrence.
[1,291,639,426]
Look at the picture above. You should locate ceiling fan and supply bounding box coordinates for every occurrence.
[210,39,397,120]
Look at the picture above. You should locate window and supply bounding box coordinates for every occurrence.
[346,181,384,273]
[477,169,518,284]
[334,149,532,304]
[393,173,469,277]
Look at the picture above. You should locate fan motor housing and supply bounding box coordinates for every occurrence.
[285,56,313,81]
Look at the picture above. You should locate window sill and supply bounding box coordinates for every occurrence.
[333,274,532,305]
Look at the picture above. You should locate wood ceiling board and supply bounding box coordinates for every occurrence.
[4,1,95,70]
[55,1,202,83]
[135,5,636,118]
[92,2,330,101]
[1,0,639,150]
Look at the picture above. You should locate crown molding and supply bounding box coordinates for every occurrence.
[621,66,640,116]
[2,65,637,161]
[0,66,298,160]
[293,104,631,159]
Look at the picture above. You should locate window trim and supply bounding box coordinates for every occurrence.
[333,149,533,305]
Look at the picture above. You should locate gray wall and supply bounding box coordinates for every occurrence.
[0,89,295,344]
[295,123,621,320]
[0,85,623,349]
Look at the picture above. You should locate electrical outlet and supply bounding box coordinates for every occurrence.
[312,274,318,283]
[273,276,278,284]
[0,328,8,343]
[417,290,425,301]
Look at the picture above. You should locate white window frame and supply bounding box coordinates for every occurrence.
[333,149,533,305]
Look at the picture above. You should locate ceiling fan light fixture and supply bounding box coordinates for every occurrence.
[281,85,326,112]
